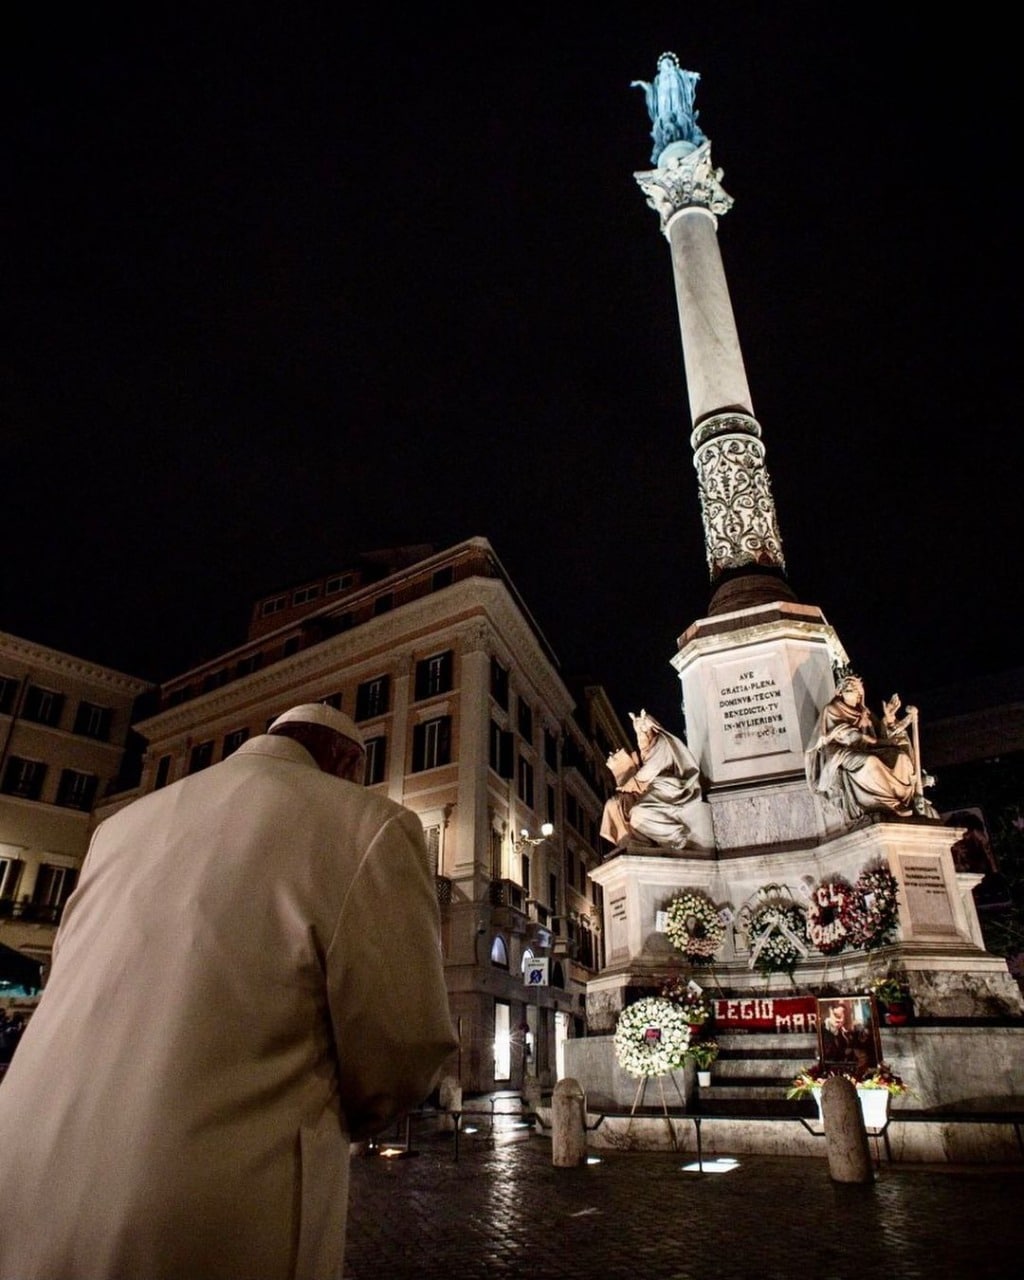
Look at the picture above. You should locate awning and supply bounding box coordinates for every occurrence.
[0,942,43,993]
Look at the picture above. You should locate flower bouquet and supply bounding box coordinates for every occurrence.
[857,1063,908,1095]
[787,1061,852,1100]
[788,1060,907,1098]
[789,1059,907,1127]
[660,976,712,1027]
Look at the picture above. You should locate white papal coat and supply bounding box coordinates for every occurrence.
[0,734,456,1280]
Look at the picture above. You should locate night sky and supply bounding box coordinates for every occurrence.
[6,7,1021,735]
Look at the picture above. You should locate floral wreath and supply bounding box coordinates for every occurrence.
[746,901,809,976]
[843,863,901,950]
[807,877,854,955]
[613,996,691,1078]
[664,890,724,961]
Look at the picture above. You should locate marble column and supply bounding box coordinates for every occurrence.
[635,140,788,593]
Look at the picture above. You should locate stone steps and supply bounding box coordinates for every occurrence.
[696,1085,811,1109]
[696,1031,813,1105]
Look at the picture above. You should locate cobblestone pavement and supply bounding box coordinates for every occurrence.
[344,1111,1024,1279]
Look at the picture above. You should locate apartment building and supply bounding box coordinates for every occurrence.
[0,631,152,986]
[121,539,628,1092]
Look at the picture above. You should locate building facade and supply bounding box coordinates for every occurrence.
[0,631,152,988]
[118,539,627,1092]
[920,668,1024,975]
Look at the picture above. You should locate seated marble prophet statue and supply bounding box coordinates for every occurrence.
[600,710,703,850]
[805,674,937,821]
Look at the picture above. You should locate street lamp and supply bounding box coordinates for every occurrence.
[512,822,553,912]
[514,822,554,850]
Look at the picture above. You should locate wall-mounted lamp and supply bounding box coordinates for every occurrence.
[514,822,554,850]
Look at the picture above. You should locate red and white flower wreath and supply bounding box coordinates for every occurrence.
[807,877,855,955]
[845,863,901,949]
[664,890,724,960]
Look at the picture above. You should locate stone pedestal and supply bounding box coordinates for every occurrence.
[588,728,1022,1027]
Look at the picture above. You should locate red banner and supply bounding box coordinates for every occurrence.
[712,995,817,1033]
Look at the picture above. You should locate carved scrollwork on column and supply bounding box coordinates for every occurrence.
[692,413,786,578]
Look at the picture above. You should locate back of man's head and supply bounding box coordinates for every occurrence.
[268,704,365,781]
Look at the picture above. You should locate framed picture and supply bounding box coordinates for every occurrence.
[816,996,881,1074]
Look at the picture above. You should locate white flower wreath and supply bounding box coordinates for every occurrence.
[664,890,724,959]
[807,878,853,955]
[747,902,809,976]
[613,996,692,1078]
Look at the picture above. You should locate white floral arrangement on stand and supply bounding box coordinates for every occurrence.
[746,901,809,977]
[664,890,725,961]
[613,996,692,1078]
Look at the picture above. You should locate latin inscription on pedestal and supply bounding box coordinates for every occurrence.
[608,890,628,958]
[712,655,792,762]
[900,856,957,934]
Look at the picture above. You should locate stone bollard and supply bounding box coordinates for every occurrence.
[821,1075,874,1183]
[438,1075,462,1134]
[551,1077,587,1167]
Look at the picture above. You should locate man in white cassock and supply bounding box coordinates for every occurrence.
[0,703,456,1280]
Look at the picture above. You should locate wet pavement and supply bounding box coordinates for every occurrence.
[343,1102,1024,1279]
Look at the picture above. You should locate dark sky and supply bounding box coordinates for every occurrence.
[6,6,1021,733]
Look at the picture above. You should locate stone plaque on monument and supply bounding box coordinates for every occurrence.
[899,855,958,935]
[607,890,628,959]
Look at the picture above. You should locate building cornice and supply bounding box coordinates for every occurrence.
[0,632,152,696]
[135,576,576,742]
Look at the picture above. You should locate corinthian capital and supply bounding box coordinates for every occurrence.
[634,140,734,234]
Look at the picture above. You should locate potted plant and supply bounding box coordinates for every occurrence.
[788,1060,908,1129]
[685,1037,719,1087]
[786,1060,845,1101]
[661,980,712,1031]
[857,1063,909,1095]
[866,974,913,1025]
[852,1062,909,1126]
